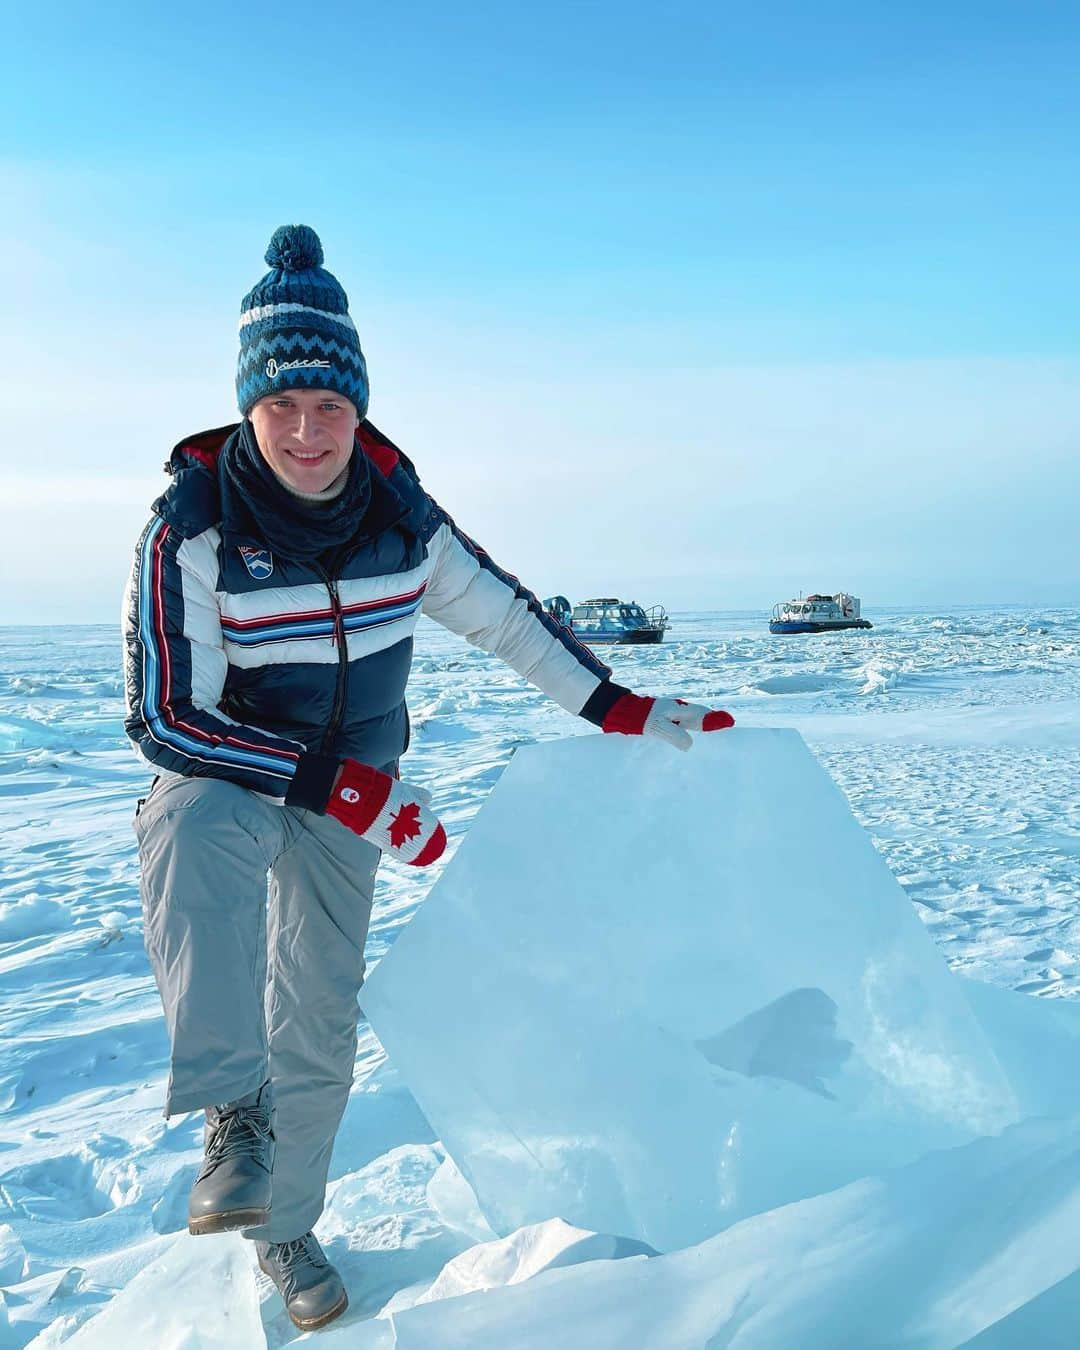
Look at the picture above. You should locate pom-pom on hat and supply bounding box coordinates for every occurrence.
[236,225,369,417]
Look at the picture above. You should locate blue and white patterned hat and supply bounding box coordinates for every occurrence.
[236,224,369,417]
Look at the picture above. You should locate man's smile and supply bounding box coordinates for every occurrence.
[283,447,332,463]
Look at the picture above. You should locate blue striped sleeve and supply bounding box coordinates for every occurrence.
[123,517,316,801]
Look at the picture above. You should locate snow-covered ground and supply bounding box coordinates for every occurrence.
[1,607,1077,1346]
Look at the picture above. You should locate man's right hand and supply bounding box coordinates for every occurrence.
[325,759,446,866]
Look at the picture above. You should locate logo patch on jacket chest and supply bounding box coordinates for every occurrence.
[238,546,274,580]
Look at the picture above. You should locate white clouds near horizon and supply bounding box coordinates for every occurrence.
[2,341,1076,623]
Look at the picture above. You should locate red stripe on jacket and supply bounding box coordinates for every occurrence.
[220,581,428,631]
[148,523,299,764]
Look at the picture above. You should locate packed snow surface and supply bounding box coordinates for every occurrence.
[1,607,1078,1346]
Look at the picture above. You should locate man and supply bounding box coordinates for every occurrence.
[122,224,734,1331]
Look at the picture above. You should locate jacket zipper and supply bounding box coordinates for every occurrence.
[319,568,349,752]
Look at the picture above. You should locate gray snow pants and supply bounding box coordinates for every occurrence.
[134,771,380,1243]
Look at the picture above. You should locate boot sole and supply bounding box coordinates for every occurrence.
[289,1290,349,1332]
[188,1206,270,1236]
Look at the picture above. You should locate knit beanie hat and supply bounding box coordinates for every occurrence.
[236,224,369,417]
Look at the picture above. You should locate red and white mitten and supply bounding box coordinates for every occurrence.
[325,759,446,866]
[602,693,735,752]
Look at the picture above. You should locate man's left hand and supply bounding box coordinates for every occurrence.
[601,692,735,752]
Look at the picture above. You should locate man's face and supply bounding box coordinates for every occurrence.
[249,388,358,494]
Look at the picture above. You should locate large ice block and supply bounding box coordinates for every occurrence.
[362,729,1017,1251]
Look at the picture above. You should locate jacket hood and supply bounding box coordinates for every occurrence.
[154,419,416,543]
[165,419,403,480]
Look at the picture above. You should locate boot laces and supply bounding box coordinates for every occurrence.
[199,1105,273,1177]
[274,1234,327,1274]
[267,1233,329,1298]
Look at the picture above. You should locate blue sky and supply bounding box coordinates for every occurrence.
[2,1,1078,620]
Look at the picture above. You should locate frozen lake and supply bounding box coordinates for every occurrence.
[1,606,1077,1344]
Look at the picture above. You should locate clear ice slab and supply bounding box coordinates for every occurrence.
[362,729,1017,1251]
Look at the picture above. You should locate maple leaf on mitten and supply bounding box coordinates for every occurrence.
[326,760,446,866]
[389,801,423,850]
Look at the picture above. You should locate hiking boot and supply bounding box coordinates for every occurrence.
[187,1081,274,1235]
[255,1230,348,1331]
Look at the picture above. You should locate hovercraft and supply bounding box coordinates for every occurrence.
[769,593,872,635]
[543,596,669,645]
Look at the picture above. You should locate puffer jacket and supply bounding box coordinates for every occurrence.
[122,419,623,810]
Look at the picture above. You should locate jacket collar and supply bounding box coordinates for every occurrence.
[162,421,411,548]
